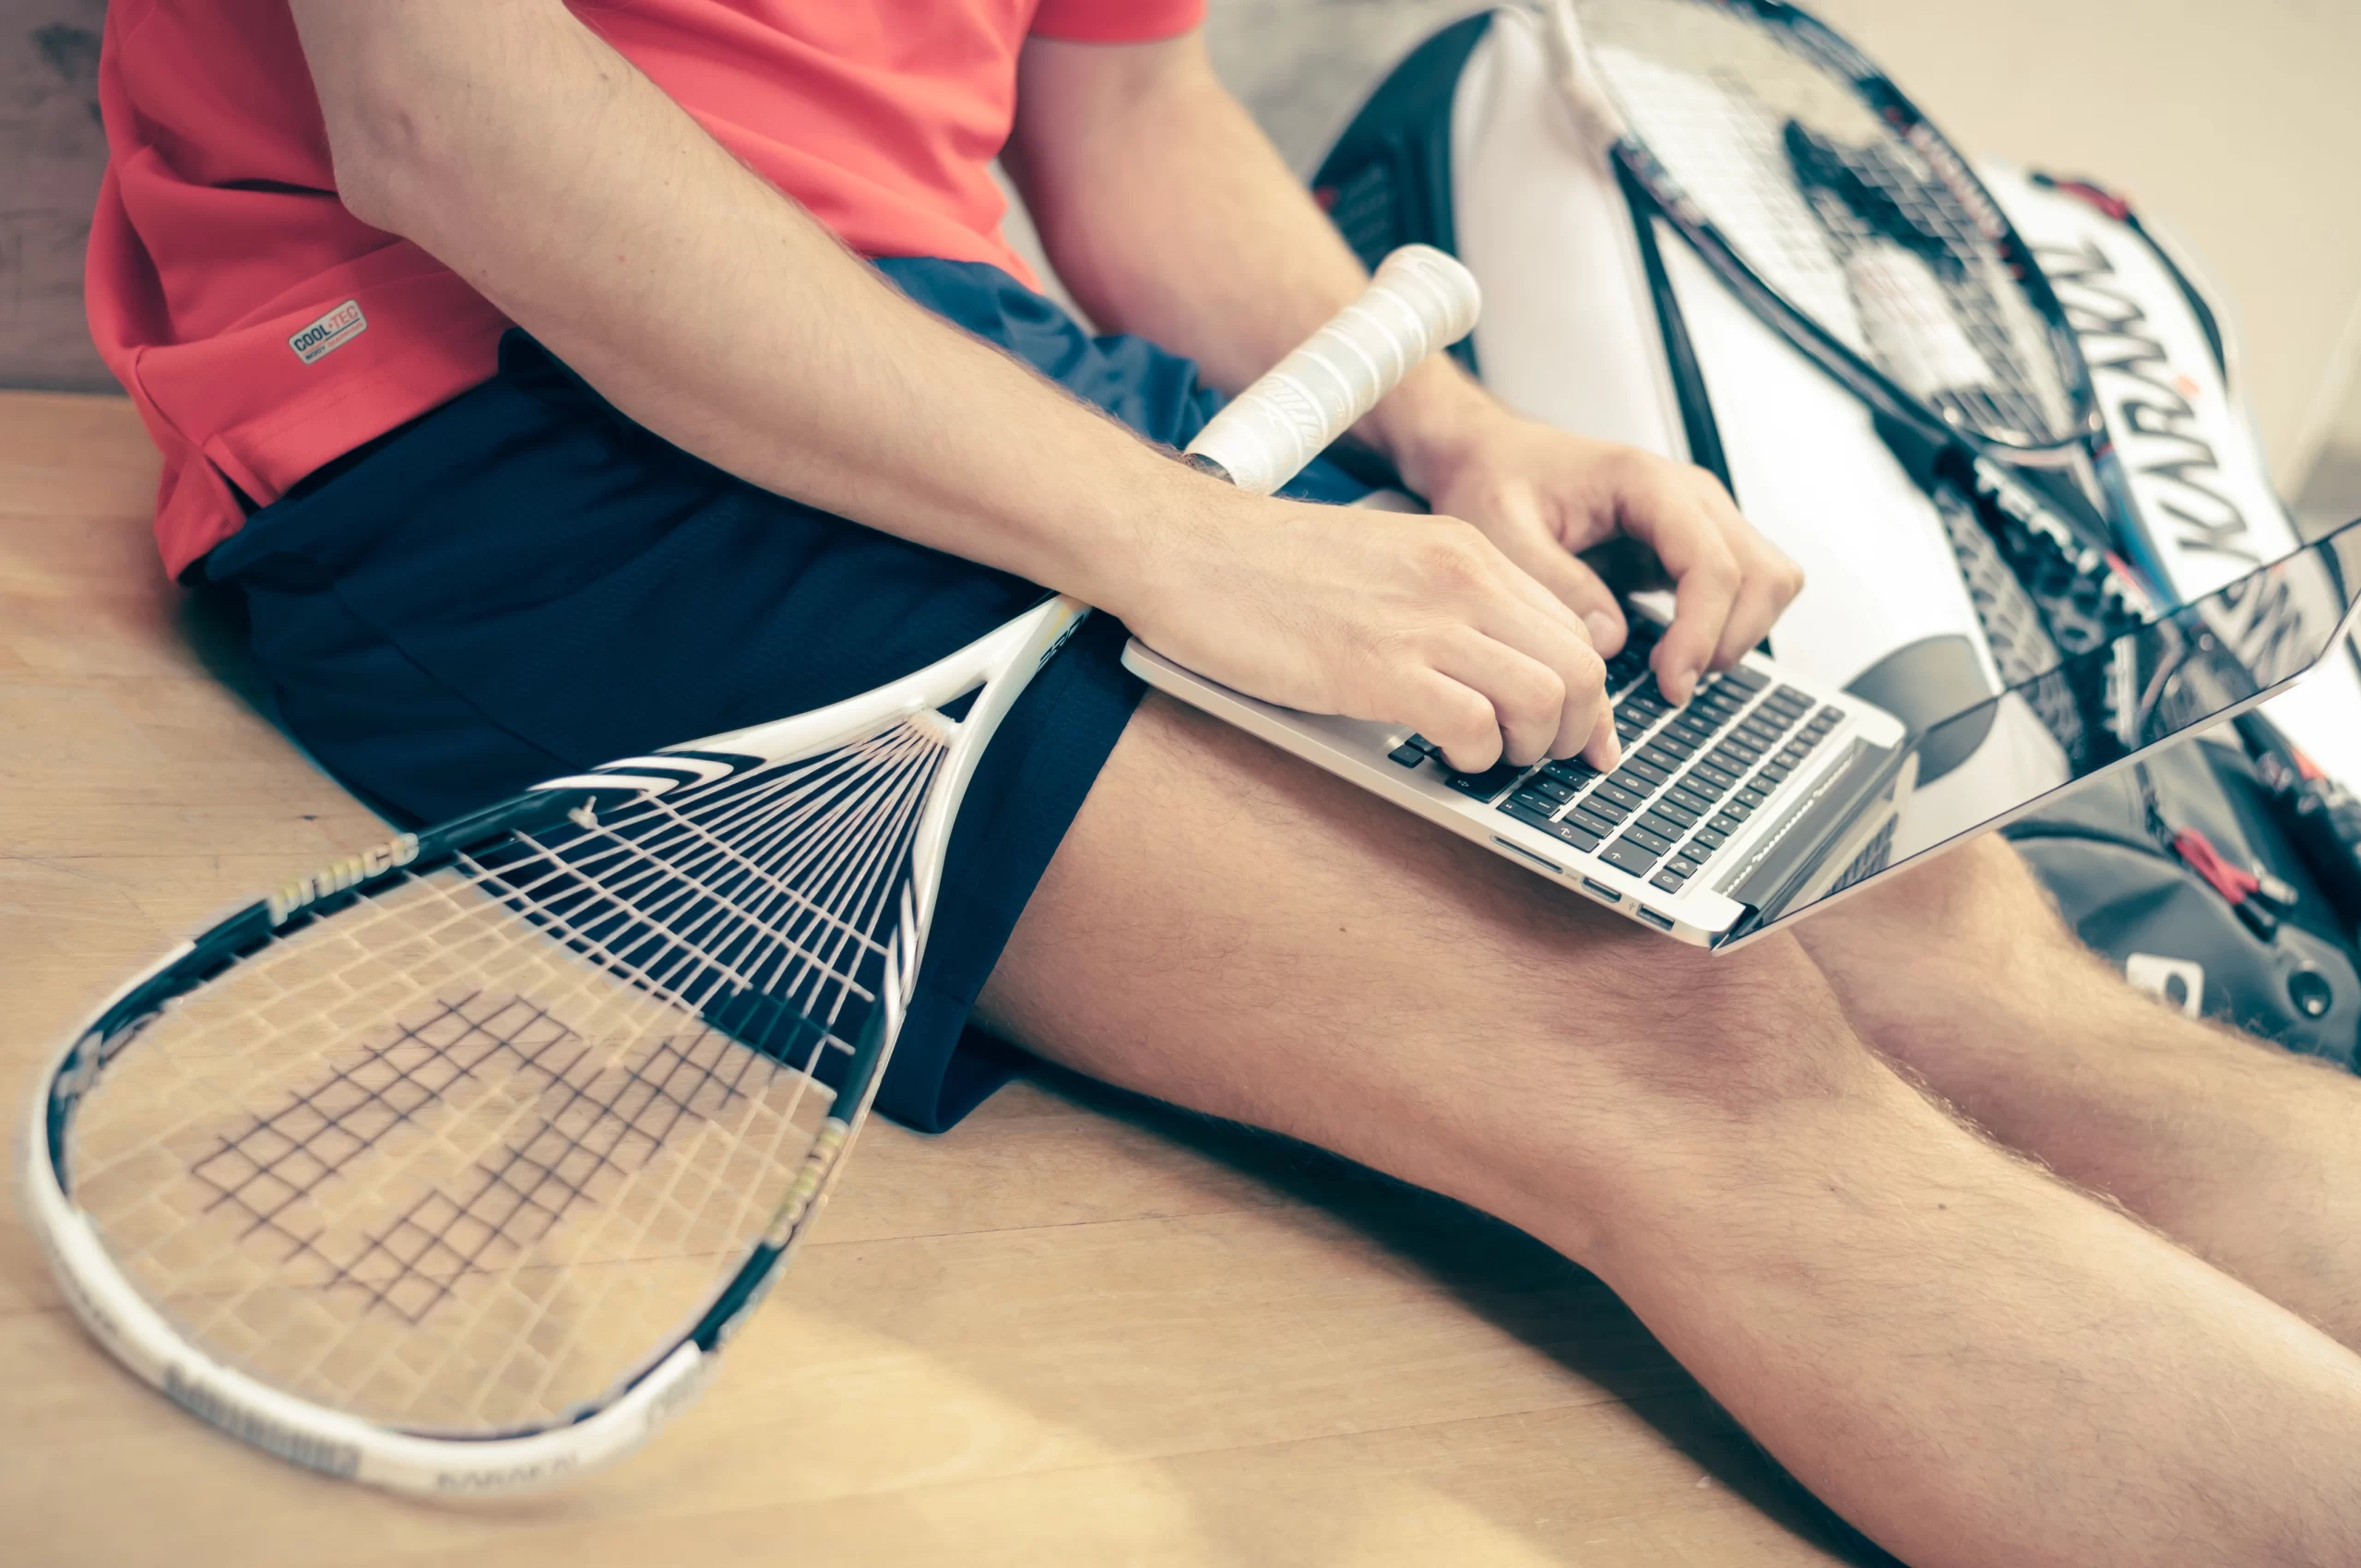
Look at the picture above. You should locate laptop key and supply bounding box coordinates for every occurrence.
[1501,800,1560,832]
[1621,823,1676,857]
[1600,837,1663,877]
[1737,787,1770,810]
[1666,719,1719,749]
[1722,667,1770,691]
[1446,765,1525,802]
[1651,868,1690,893]
[1756,762,1790,785]
[1688,763,1738,794]
[1593,780,1647,814]
[1523,776,1576,803]
[1710,813,1743,835]
[1542,818,1604,853]
[1541,759,1600,788]
[1691,826,1726,851]
[1609,760,1667,791]
[1667,786,1715,817]
[1644,802,1697,835]
[1506,807,1603,853]
[1510,788,1567,817]
[1387,743,1429,769]
[1570,806,1621,838]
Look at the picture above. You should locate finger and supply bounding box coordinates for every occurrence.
[1607,462,1739,704]
[1479,593,1615,763]
[1420,522,1605,760]
[1437,610,1609,766]
[1394,668,1506,775]
[1476,494,1631,656]
[1675,469,1801,667]
[1492,525,1630,658]
[1714,553,1796,668]
[1430,629,1562,768]
[1652,529,1738,706]
[1582,688,1619,772]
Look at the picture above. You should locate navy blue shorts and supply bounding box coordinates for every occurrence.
[206,257,1369,1133]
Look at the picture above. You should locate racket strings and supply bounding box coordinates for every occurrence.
[327,731,944,1407]
[1580,0,2078,444]
[469,727,938,1041]
[326,730,945,1410]
[64,715,953,1431]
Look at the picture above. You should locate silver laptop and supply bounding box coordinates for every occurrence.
[1125,520,2361,951]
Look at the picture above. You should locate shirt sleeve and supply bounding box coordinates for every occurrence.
[1029,0,1206,42]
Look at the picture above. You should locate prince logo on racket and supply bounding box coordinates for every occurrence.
[265,833,420,925]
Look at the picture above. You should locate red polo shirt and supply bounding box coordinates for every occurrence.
[87,0,1204,578]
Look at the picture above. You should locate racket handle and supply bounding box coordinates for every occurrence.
[1184,244,1482,496]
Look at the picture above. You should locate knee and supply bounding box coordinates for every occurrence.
[1553,929,1885,1127]
[1490,932,1915,1259]
[1847,834,2083,972]
[1919,836,2101,980]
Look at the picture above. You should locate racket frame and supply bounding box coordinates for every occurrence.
[1540,0,2165,588]
[19,591,1086,1492]
[22,246,1482,1495]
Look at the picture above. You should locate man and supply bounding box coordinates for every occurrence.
[86,3,2361,1562]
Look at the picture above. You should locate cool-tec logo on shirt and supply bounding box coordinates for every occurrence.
[289,300,368,364]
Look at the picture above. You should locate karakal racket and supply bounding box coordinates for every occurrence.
[1538,0,2159,630]
[23,245,1481,1495]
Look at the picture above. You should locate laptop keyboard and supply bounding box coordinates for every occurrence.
[1385,622,1845,897]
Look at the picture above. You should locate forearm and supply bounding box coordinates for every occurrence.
[1006,32,1493,490]
[290,0,1240,617]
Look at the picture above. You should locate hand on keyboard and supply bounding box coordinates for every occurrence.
[1393,619,1847,894]
[1394,414,1806,705]
[1121,491,1619,774]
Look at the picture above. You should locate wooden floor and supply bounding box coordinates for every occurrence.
[0,392,1891,1568]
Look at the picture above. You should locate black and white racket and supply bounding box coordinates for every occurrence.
[1537,0,2156,650]
[22,245,1481,1495]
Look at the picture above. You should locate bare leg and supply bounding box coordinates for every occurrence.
[976,696,2361,1568]
[1796,834,2361,1346]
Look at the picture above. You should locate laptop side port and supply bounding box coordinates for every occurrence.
[1636,907,1674,931]
[1581,878,1621,903]
[1491,837,1563,875]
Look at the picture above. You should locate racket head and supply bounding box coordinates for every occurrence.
[18,633,1023,1491]
[26,237,1483,1496]
[1552,0,2102,460]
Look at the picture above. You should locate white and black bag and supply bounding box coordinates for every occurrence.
[1311,6,2361,1067]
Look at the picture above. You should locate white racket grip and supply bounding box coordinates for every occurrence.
[1182,244,1481,496]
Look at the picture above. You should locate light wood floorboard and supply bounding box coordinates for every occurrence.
[0,391,1885,1567]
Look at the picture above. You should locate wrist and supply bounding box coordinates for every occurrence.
[1073,449,1270,628]
[1354,355,1505,498]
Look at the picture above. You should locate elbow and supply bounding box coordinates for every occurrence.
[318,88,441,235]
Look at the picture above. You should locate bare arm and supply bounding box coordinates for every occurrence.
[287,0,1611,772]
[291,0,1190,612]
[1007,32,1804,701]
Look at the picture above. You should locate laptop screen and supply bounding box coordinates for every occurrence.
[1742,517,2361,938]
